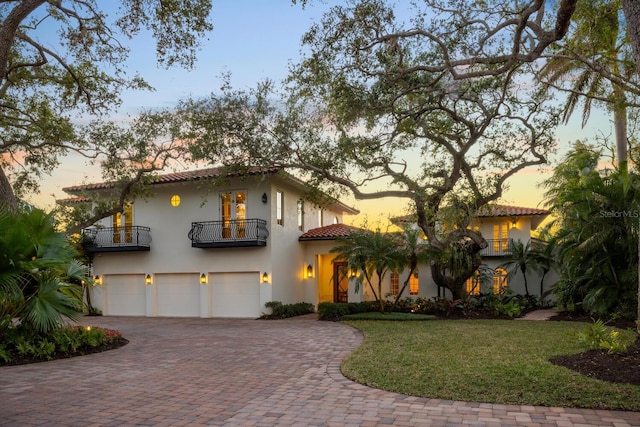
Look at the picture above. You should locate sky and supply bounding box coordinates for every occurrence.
[26,1,617,226]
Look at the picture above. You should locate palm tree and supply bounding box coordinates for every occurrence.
[0,208,86,335]
[391,226,433,308]
[331,228,405,312]
[498,239,535,297]
[529,237,556,299]
[538,0,635,169]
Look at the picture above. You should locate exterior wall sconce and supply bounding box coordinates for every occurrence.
[262,193,268,204]
[306,264,313,278]
[93,275,102,286]
[349,269,358,278]
[145,274,153,285]
[510,217,518,228]
[413,270,419,279]
[200,273,208,284]
[262,272,269,283]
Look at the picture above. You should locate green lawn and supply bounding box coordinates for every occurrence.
[341,320,640,411]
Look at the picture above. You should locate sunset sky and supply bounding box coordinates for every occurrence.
[26,1,615,226]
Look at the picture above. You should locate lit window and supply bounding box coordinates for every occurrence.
[318,209,323,227]
[493,268,508,294]
[333,216,339,224]
[297,200,304,231]
[466,271,481,296]
[390,272,399,295]
[409,273,419,295]
[493,222,509,254]
[170,194,181,207]
[276,191,284,226]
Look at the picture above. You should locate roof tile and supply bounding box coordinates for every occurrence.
[299,223,364,240]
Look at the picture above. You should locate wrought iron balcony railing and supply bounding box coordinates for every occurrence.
[480,238,512,257]
[81,226,152,253]
[188,219,269,248]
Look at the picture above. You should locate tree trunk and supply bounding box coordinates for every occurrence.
[0,166,17,211]
[622,0,640,333]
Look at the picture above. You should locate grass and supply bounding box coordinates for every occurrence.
[341,319,640,411]
[342,312,436,321]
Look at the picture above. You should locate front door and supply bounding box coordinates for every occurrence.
[221,191,246,239]
[333,262,349,303]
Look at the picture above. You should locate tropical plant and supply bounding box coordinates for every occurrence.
[498,239,536,296]
[331,229,405,312]
[543,143,639,319]
[390,226,433,308]
[0,208,86,335]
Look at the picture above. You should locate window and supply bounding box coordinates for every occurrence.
[220,191,246,239]
[493,268,508,295]
[112,203,133,243]
[333,216,339,224]
[466,271,481,296]
[276,191,284,226]
[297,200,304,231]
[493,222,509,254]
[390,272,400,295]
[409,273,419,295]
[170,194,181,207]
[318,208,324,227]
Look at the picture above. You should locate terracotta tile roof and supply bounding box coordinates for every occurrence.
[476,204,549,217]
[392,204,549,223]
[63,166,281,193]
[298,223,365,241]
[56,196,92,204]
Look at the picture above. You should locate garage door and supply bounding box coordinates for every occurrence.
[156,273,200,317]
[105,274,146,316]
[211,272,261,318]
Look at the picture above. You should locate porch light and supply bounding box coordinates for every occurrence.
[262,193,268,204]
[262,272,269,283]
[200,273,207,284]
[145,274,153,285]
[510,217,518,228]
[93,275,102,286]
[306,264,313,278]
[350,269,358,278]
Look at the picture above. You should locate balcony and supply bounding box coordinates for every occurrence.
[81,226,152,253]
[188,219,269,248]
[480,239,512,257]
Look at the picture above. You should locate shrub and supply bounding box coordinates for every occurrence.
[317,301,379,320]
[576,319,633,354]
[263,301,315,319]
[0,324,124,365]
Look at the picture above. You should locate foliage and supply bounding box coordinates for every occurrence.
[262,301,315,319]
[543,143,639,319]
[498,239,536,296]
[576,319,635,354]
[317,301,377,320]
[342,312,435,321]
[0,1,213,226]
[0,208,87,335]
[0,324,123,365]
[342,319,640,410]
[331,229,406,312]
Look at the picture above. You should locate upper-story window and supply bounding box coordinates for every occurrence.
[276,191,284,226]
[112,203,133,243]
[318,208,323,227]
[333,216,339,224]
[297,200,304,231]
[220,191,246,238]
[493,222,509,254]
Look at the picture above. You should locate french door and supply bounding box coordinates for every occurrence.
[221,191,246,239]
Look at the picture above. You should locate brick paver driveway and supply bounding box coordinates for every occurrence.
[1,315,639,427]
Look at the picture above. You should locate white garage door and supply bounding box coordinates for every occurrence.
[156,273,200,317]
[211,272,261,318]
[105,274,146,316]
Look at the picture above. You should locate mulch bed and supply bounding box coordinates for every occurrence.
[548,312,640,385]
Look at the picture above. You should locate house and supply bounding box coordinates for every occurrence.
[61,167,359,318]
[372,204,556,301]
